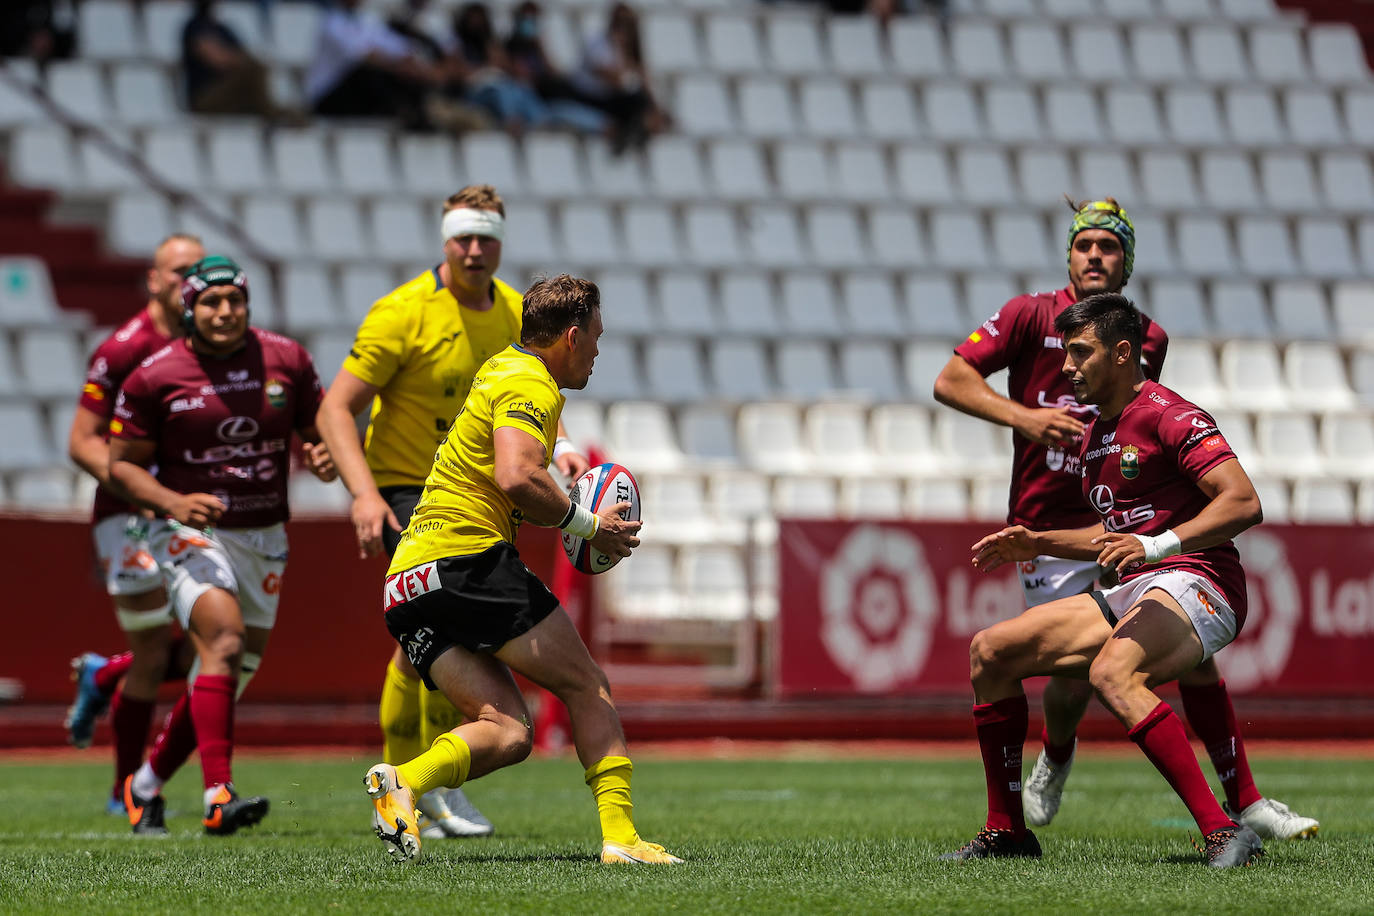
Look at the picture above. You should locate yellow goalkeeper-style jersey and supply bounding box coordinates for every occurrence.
[389,345,564,571]
[342,268,523,488]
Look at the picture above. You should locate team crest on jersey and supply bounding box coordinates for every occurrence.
[265,378,286,408]
[1120,445,1140,479]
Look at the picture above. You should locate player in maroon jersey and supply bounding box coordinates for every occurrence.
[944,292,1266,867]
[934,198,1316,841]
[64,234,204,814]
[106,256,337,835]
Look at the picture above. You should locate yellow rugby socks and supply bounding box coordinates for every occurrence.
[379,660,422,766]
[585,756,639,847]
[397,732,472,798]
[420,687,464,748]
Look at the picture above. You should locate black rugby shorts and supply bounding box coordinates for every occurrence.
[379,485,424,558]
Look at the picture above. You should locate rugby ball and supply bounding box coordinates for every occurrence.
[562,462,640,575]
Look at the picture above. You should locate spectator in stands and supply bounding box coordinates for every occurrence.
[569,3,670,153]
[306,0,445,130]
[503,2,612,137]
[181,0,287,120]
[385,0,492,133]
[447,2,559,134]
[0,0,76,62]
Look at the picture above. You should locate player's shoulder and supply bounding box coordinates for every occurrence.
[366,269,441,320]
[126,341,180,383]
[94,310,161,358]
[1134,381,1209,428]
[994,288,1065,327]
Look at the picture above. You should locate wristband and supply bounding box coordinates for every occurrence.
[552,437,576,461]
[1133,529,1181,564]
[558,501,599,539]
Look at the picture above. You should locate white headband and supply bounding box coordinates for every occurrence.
[442,208,505,243]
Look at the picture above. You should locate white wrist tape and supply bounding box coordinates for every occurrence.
[552,437,576,461]
[559,501,599,539]
[441,208,505,243]
[1133,529,1182,564]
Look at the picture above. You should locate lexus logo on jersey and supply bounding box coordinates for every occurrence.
[217,416,260,443]
[1090,484,1115,513]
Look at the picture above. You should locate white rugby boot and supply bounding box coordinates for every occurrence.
[1023,742,1075,827]
[1225,798,1319,840]
[414,787,494,838]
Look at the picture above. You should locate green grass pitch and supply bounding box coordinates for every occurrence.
[2,747,1372,915]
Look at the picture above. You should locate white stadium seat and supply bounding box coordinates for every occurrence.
[805,402,872,470]
[679,404,741,465]
[905,275,969,340]
[1220,339,1286,410]
[709,339,774,401]
[11,468,79,510]
[112,65,177,125]
[78,1,141,58]
[580,337,642,402]
[282,264,340,333]
[503,203,560,268]
[1317,152,1374,214]
[704,15,764,74]
[339,265,394,326]
[558,400,604,456]
[621,204,679,268]
[840,477,905,519]
[860,83,920,140]
[0,258,61,325]
[673,75,736,136]
[1270,282,1332,341]
[743,205,805,268]
[830,16,886,76]
[737,402,809,474]
[1198,151,1260,211]
[889,17,948,78]
[1175,215,1237,276]
[718,272,778,335]
[837,340,905,402]
[1283,87,1347,148]
[1010,21,1068,81]
[984,85,1043,144]
[1284,341,1356,410]
[1163,86,1226,146]
[1131,24,1190,83]
[397,134,461,197]
[1291,479,1355,523]
[766,15,825,75]
[642,11,702,73]
[1045,86,1106,145]
[683,206,743,267]
[950,20,1006,80]
[655,272,716,336]
[799,79,858,139]
[526,134,585,199]
[922,83,984,142]
[895,147,956,205]
[639,473,712,544]
[643,338,708,403]
[1235,216,1298,278]
[1296,218,1358,278]
[18,328,84,399]
[461,133,523,192]
[1250,24,1309,83]
[1188,23,1249,83]
[1079,150,1140,208]
[774,476,838,520]
[834,145,890,203]
[1226,87,1286,147]
[370,200,429,263]
[775,339,838,401]
[678,545,750,620]
[334,130,398,195]
[737,78,797,138]
[955,149,1016,206]
[1332,282,1374,341]
[905,340,959,406]
[868,207,927,270]
[709,139,771,201]
[1209,280,1273,339]
[0,403,52,470]
[841,274,908,337]
[305,198,367,260]
[1146,278,1211,339]
[907,478,971,519]
[1308,23,1371,84]
[1161,339,1227,407]
[805,206,867,269]
[871,405,939,476]
[1255,412,1323,478]
[585,137,647,198]
[645,136,707,199]
[1320,412,1374,480]
[1138,151,1199,210]
[604,401,684,472]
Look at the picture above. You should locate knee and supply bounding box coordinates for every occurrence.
[1088,653,1132,703]
[203,628,246,667]
[969,627,1016,683]
[495,716,534,767]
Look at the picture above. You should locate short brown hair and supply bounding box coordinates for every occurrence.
[521,274,600,347]
[443,184,505,218]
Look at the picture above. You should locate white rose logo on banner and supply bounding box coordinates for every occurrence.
[1218,530,1300,692]
[820,525,940,692]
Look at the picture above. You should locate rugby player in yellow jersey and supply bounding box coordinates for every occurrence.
[316,185,589,838]
[365,275,681,866]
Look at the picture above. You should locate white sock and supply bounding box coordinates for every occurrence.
[131,762,162,800]
[204,782,231,810]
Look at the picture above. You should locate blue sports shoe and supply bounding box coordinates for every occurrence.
[64,652,110,749]
[107,796,127,816]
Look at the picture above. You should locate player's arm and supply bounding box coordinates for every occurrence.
[68,405,114,488]
[1093,459,1262,574]
[108,437,224,527]
[315,368,398,555]
[933,354,1083,446]
[971,522,1105,572]
[493,426,639,558]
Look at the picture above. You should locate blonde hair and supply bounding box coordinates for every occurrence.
[443,185,505,218]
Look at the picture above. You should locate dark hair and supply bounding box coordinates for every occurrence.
[1053,292,1142,359]
[521,274,600,347]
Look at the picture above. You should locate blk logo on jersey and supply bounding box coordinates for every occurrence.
[1120,445,1140,479]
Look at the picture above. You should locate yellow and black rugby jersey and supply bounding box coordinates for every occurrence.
[389,344,564,570]
[342,269,522,488]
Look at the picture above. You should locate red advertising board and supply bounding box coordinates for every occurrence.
[776,519,1374,698]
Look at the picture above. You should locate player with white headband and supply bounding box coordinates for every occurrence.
[316,184,590,840]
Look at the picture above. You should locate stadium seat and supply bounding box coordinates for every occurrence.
[1220,339,1286,410]
[990,211,1052,273]
[141,127,202,191]
[867,207,927,270]
[339,265,394,325]
[859,83,920,140]
[47,61,110,123]
[673,74,736,136]
[1079,150,1140,208]
[0,403,52,470]
[1282,87,1347,148]
[907,478,972,519]
[266,2,321,67]
[870,404,939,476]
[77,128,142,193]
[1138,150,1200,210]
[646,136,707,199]
[1269,282,1332,341]
[1359,481,1374,524]
[1249,476,1290,521]
[503,202,559,268]
[840,274,907,337]
[704,15,764,74]
[1290,479,1355,523]
[1285,341,1355,409]
[805,206,867,269]
[621,204,679,268]
[928,212,988,271]
[709,138,771,201]
[1308,23,1371,84]
[396,134,461,197]
[737,402,809,474]
[777,271,843,337]
[1332,282,1374,341]
[799,79,858,139]
[774,474,839,522]
[895,146,956,205]
[765,14,825,75]
[1044,86,1106,144]
[1255,411,1323,478]
[833,145,890,203]
[679,404,741,466]
[369,200,428,263]
[559,203,621,269]
[639,472,712,544]
[0,257,61,325]
[830,16,886,76]
[334,129,398,195]
[1163,85,1226,146]
[1317,152,1374,214]
[1360,217,1374,274]
[905,340,960,406]
[1343,89,1374,146]
[572,333,638,402]
[983,85,1043,144]
[1017,149,1075,203]
[955,148,1016,206]
[1098,86,1163,145]
[111,64,177,125]
[1161,339,1227,406]
[602,544,678,620]
[585,137,647,199]
[10,468,78,510]
[79,0,143,58]
[1296,218,1358,278]
[283,263,342,334]
[1188,22,1249,83]
[718,271,778,335]
[737,78,798,138]
[642,11,702,73]
[204,124,269,192]
[950,20,1006,80]
[141,0,183,62]
[964,276,1018,322]
[1070,22,1130,76]
[643,339,708,403]
[678,545,750,620]
[289,472,349,516]
[655,272,716,336]
[805,402,872,470]
[305,198,367,261]
[933,411,1011,477]
[271,129,335,193]
[18,328,84,399]
[888,17,948,78]
[709,338,774,401]
[1209,280,1273,338]
[839,476,905,519]
[1009,22,1068,81]
[1227,87,1286,147]
[1198,151,1260,211]
[922,83,984,142]
[306,331,356,382]
[1210,410,1261,471]
[969,477,1011,521]
[1146,278,1211,338]
[595,270,655,337]
[107,193,171,257]
[1175,214,1237,276]
[1130,24,1190,83]
[1249,24,1309,83]
[837,340,904,403]
[604,401,684,471]
[526,134,585,199]
[1319,411,1374,480]
[559,399,604,455]
[905,275,969,340]
[0,341,20,398]
[775,339,838,401]
[1235,216,1298,278]
[683,205,744,267]
[743,205,806,268]
[461,132,523,193]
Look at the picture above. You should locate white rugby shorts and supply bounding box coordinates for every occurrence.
[1094,569,1238,662]
[148,521,288,631]
[1019,556,1102,607]
[93,513,166,600]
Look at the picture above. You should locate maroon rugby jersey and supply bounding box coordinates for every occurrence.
[79,308,175,523]
[111,329,324,529]
[955,286,1169,529]
[1078,380,1248,626]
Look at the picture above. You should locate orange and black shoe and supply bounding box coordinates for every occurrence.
[122,775,168,836]
[939,827,1042,860]
[203,783,270,836]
